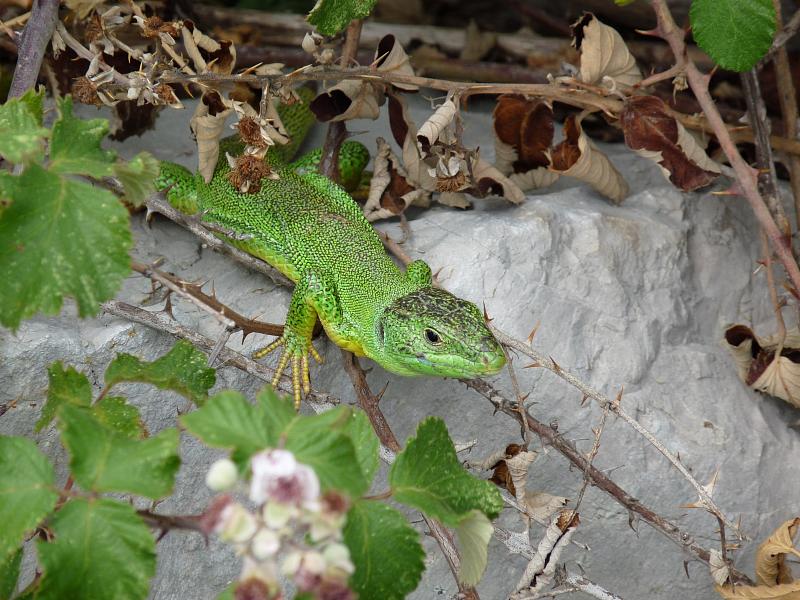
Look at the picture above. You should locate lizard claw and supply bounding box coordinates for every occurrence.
[253,336,321,409]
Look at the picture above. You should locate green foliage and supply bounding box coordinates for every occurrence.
[614,0,637,5]
[343,500,425,600]
[183,387,369,497]
[690,0,776,72]
[93,396,146,438]
[0,93,158,331]
[0,548,21,600]
[454,510,494,586]
[36,498,156,600]
[307,0,377,35]
[58,404,180,499]
[104,340,216,405]
[0,437,58,559]
[36,361,93,431]
[390,417,504,527]
[0,88,47,163]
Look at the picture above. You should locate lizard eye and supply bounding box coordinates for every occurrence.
[424,328,442,345]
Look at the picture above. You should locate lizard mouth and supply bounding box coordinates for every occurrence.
[414,349,506,378]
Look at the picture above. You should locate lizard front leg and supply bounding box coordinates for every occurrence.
[253,272,344,409]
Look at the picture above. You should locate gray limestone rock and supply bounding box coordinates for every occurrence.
[2,95,798,600]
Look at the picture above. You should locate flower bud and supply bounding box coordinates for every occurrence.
[218,503,258,543]
[206,458,238,491]
[302,32,319,54]
[322,543,354,575]
[262,501,296,530]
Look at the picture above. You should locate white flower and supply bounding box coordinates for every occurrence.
[262,501,297,530]
[251,528,281,561]
[281,551,303,577]
[217,503,258,544]
[301,551,326,575]
[206,458,238,491]
[322,543,354,575]
[249,449,321,507]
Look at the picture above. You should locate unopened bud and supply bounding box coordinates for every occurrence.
[206,458,238,491]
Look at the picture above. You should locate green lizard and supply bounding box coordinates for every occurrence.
[155,91,505,407]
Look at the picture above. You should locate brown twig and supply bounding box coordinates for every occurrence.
[650,0,800,322]
[463,378,754,586]
[761,231,787,344]
[759,8,800,68]
[573,401,610,513]
[8,0,59,98]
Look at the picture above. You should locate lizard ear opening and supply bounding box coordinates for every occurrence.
[405,259,433,287]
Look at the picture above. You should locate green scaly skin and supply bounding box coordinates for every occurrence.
[155,91,505,406]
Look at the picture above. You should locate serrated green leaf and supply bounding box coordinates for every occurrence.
[285,417,367,497]
[455,509,493,586]
[0,171,16,217]
[36,498,155,600]
[36,362,92,432]
[18,87,44,125]
[216,583,235,600]
[104,340,215,406]
[302,407,379,487]
[0,437,58,559]
[690,0,776,72]
[93,396,146,439]
[343,500,424,599]
[181,390,283,466]
[255,385,296,434]
[113,152,159,206]
[58,404,179,499]
[0,163,132,330]
[0,546,21,599]
[0,93,48,163]
[49,96,116,177]
[307,0,377,36]
[389,417,503,527]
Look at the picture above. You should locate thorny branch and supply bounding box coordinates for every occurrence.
[8,0,59,98]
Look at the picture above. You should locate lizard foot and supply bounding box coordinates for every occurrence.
[253,337,324,409]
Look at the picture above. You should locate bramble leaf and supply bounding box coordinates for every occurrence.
[0,163,132,330]
[93,396,146,439]
[36,498,155,600]
[58,404,179,499]
[0,437,58,559]
[390,417,503,526]
[690,0,776,72]
[104,340,216,406]
[49,96,116,177]
[113,151,160,206]
[455,509,493,586]
[343,500,425,600]
[36,362,92,432]
[0,547,22,600]
[0,90,48,163]
[307,0,377,36]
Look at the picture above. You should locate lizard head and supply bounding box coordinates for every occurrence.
[376,287,506,378]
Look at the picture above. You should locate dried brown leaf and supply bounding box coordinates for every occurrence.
[472,158,525,204]
[621,95,719,192]
[417,99,458,153]
[757,518,800,586]
[549,115,628,204]
[523,492,569,523]
[191,92,232,183]
[572,13,641,88]
[375,34,418,91]
[437,191,472,209]
[723,325,800,408]
[310,80,384,122]
[364,137,429,221]
[493,95,554,174]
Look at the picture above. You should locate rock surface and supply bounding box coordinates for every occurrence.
[2,94,799,600]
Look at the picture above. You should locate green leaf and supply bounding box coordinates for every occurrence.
[0,437,58,559]
[93,396,146,439]
[113,152,159,206]
[49,96,116,177]
[0,163,132,330]
[343,500,424,600]
[389,417,503,527]
[104,341,215,406]
[285,417,367,497]
[301,407,379,487]
[0,171,16,218]
[255,385,296,435]
[690,0,776,72]
[18,87,44,125]
[0,547,22,600]
[307,0,377,36]
[181,390,284,465]
[454,509,493,586]
[36,362,92,432]
[58,404,179,499]
[0,92,48,163]
[36,498,155,600]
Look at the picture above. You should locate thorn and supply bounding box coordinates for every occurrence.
[613,386,624,408]
[683,560,690,579]
[549,356,561,373]
[635,27,662,38]
[527,321,541,344]
[482,302,493,323]
[523,362,541,369]
[580,394,590,407]
[375,381,390,402]
[676,451,682,463]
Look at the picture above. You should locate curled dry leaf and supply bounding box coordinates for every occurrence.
[364,137,430,221]
[181,21,236,75]
[572,13,641,88]
[493,95,553,174]
[472,157,525,204]
[716,518,800,599]
[417,99,458,153]
[523,492,569,523]
[621,95,720,192]
[191,91,232,183]
[374,34,418,91]
[710,549,731,586]
[549,115,629,204]
[512,510,580,597]
[723,325,800,408]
